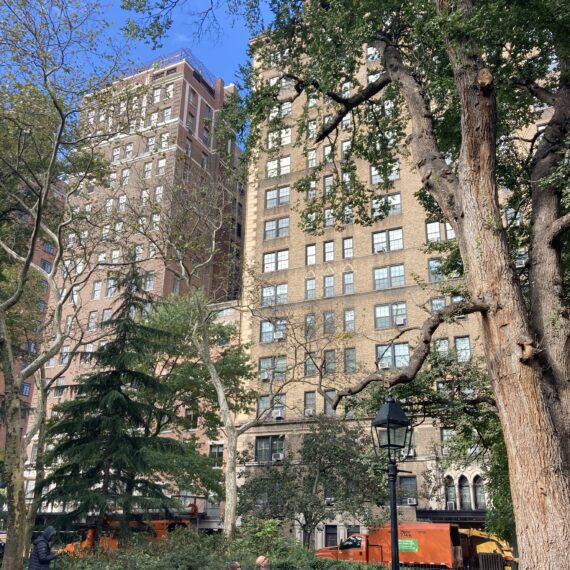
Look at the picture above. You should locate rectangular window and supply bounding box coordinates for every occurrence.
[305,278,316,300]
[259,355,287,381]
[255,435,284,462]
[324,389,337,416]
[161,132,169,149]
[376,343,410,369]
[144,272,155,291]
[153,87,161,103]
[306,244,316,266]
[304,391,316,415]
[323,175,333,195]
[92,281,102,300]
[304,352,317,376]
[40,259,52,273]
[398,476,418,506]
[261,283,288,306]
[102,308,112,326]
[324,144,332,163]
[428,258,444,283]
[264,217,289,240]
[426,221,441,242]
[267,157,291,178]
[324,208,334,228]
[308,149,317,168]
[372,228,404,253]
[455,336,471,362]
[323,311,336,335]
[366,45,380,61]
[373,264,405,290]
[323,275,335,298]
[431,297,446,313]
[324,350,336,375]
[342,272,354,295]
[372,193,402,219]
[265,186,290,208]
[343,309,355,333]
[323,241,334,262]
[163,107,172,122]
[307,120,316,138]
[157,158,166,176]
[87,311,98,331]
[258,395,270,416]
[263,250,289,273]
[375,302,407,329]
[260,318,287,343]
[305,313,316,339]
[21,382,31,397]
[209,444,224,468]
[342,237,353,259]
[344,348,356,373]
[125,143,133,159]
[435,338,449,355]
[307,180,317,201]
[445,222,456,240]
[165,83,174,99]
[106,277,117,297]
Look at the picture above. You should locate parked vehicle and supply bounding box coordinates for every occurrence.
[316,523,464,568]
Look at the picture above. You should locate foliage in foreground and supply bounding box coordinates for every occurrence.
[54,522,386,570]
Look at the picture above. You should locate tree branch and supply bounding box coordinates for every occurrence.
[332,301,489,408]
[513,78,557,107]
[546,212,570,245]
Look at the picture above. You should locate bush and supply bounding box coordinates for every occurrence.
[53,521,387,570]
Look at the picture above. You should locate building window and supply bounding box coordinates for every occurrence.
[374,303,407,329]
[445,477,456,509]
[342,237,353,259]
[163,107,172,122]
[125,143,133,159]
[144,272,155,291]
[263,250,289,273]
[474,476,486,510]
[165,83,174,99]
[305,278,316,300]
[341,140,351,159]
[398,476,417,506]
[372,193,401,218]
[258,355,287,381]
[455,336,471,362]
[101,308,112,327]
[324,525,338,547]
[307,120,316,138]
[260,319,287,343]
[426,221,441,242]
[267,156,291,178]
[307,149,317,168]
[323,311,336,335]
[60,346,70,365]
[428,258,443,282]
[376,343,410,369]
[371,161,400,185]
[121,168,130,186]
[255,435,284,462]
[306,244,316,266]
[344,348,356,373]
[324,350,336,375]
[372,228,404,253]
[42,242,55,255]
[323,241,334,262]
[40,259,52,273]
[324,389,336,416]
[304,352,317,376]
[435,338,449,355]
[459,476,472,510]
[373,265,405,290]
[87,311,98,331]
[323,275,335,298]
[324,208,334,228]
[431,297,445,314]
[304,391,316,416]
[305,313,316,339]
[157,158,166,176]
[264,217,290,240]
[21,382,31,397]
[209,444,224,468]
[342,272,354,295]
[343,309,355,333]
[265,186,290,208]
[92,281,102,300]
[257,395,270,416]
[366,45,380,61]
[261,283,288,306]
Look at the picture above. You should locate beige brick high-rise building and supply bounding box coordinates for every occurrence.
[238,45,488,548]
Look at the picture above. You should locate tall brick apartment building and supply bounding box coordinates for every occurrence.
[238,44,488,548]
[23,51,244,523]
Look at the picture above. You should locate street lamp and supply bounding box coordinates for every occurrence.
[371,393,411,570]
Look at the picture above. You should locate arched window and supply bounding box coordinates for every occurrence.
[474,476,486,510]
[444,476,456,509]
[459,476,472,510]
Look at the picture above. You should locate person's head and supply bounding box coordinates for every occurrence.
[43,526,57,543]
[255,555,270,568]
[228,562,241,570]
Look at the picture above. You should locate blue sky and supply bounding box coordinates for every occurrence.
[106,0,258,85]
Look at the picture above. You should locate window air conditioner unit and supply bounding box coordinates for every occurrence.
[375,246,387,254]
[378,361,391,370]
[394,316,407,327]
[325,497,335,506]
[273,331,285,341]
[406,497,418,506]
[446,501,456,511]
[441,446,450,456]
[272,409,284,420]
[305,408,316,417]
[260,371,272,382]
[401,448,416,458]
[271,452,284,462]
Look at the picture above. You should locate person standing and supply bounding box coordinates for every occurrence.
[255,555,270,568]
[28,526,59,570]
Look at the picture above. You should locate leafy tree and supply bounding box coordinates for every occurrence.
[238,416,386,547]
[43,264,218,542]
[123,1,570,565]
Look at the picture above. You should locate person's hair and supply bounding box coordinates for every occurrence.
[229,562,241,570]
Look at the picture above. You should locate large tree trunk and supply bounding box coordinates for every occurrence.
[223,427,238,540]
[0,312,27,570]
[451,59,570,570]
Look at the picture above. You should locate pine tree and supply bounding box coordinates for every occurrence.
[42,263,203,541]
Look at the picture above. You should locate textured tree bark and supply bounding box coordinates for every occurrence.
[0,312,27,570]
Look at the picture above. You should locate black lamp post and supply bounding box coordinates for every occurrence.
[371,393,411,570]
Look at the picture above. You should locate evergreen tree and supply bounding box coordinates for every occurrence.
[42,264,215,541]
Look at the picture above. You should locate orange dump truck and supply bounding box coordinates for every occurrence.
[316,523,463,568]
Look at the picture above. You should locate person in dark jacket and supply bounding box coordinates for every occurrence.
[28,526,58,570]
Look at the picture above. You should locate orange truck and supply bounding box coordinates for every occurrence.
[316,523,463,568]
